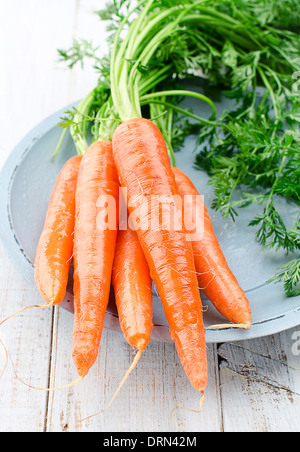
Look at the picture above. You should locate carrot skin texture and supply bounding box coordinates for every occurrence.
[35,155,82,306]
[173,167,252,326]
[72,141,119,377]
[113,118,207,393]
[113,226,153,352]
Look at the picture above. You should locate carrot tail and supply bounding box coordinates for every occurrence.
[170,392,205,430]
[80,350,142,423]
[0,303,53,328]
[206,323,251,331]
[0,337,8,380]
[14,375,84,392]
[0,334,83,390]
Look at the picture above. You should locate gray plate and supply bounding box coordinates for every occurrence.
[0,93,299,343]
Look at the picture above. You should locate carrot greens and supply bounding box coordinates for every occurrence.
[56,0,300,297]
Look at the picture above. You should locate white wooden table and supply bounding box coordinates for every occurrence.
[0,0,299,433]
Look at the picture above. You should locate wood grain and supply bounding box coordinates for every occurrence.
[219,332,300,432]
[0,245,52,432]
[0,0,299,433]
[46,316,222,432]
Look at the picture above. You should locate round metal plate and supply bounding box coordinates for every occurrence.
[0,95,299,343]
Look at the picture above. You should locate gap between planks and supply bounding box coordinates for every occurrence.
[43,306,58,432]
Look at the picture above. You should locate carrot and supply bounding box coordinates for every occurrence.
[112,221,153,352]
[0,155,84,389]
[172,167,252,327]
[35,155,82,306]
[112,118,207,394]
[72,141,119,378]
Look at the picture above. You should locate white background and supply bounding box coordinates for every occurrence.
[0,0,300,432]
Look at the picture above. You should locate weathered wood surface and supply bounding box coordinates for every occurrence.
[0,0,299,432]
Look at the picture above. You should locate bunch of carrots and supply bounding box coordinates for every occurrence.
[35,123,252,403]
[16,1,254,407]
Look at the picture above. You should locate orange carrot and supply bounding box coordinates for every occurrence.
[35,155,82,306]
[112,118,207,394]
[113,221,153,352]
[173,167,252,327]
[72,141,119,377]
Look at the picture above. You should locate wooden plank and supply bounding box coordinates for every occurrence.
[0,0,78,432]
[219,330,300,432]
[0,245,52,432]
[46,307,223,432]
[0,0,78,166]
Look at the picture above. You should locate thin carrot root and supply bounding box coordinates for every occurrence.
[205,322,252,331]
[0,332,83,390]
[80,350,142,423]
[200,392,205,410]
[15,374,84,392]
[0,337,8,380]
[0,303,54,327]
[170,392,205,430]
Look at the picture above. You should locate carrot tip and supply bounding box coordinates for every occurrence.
[241,322,252,330]
[205,322,252,331]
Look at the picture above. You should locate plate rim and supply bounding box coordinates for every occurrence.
[0,104,300,344]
